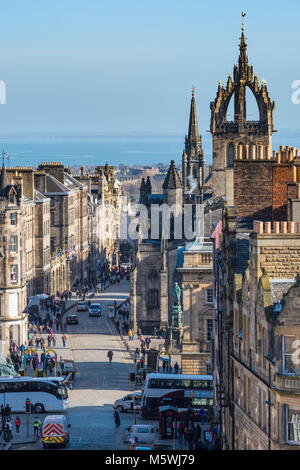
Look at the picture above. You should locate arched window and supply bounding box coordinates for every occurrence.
[147,270,159,309]
[227,143,235,167]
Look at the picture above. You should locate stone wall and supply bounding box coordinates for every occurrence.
[234,160,273,221]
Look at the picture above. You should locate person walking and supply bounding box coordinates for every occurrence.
[33,417,42,437]
[14,416,21,434]
[177,422,185,449]
[62,334,66,347]
[174,361,179,374]
[133,351,139,365]
[4,404,11,420]
[128,329,133,342]
[199,408,206,425]
[145,336,151,350]
[107,350,113,363]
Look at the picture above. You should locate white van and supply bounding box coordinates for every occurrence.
[42,415,71,448]
[113,391,141,412]
[127,424,157,445]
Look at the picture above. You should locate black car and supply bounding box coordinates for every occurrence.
[66,314,79,325]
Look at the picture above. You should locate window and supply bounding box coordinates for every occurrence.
[282,336,296,374]
[147,289,159,308]
[10,235,18,253]
[206,319,213,342]
[206,289,213,303]
[10,265,18,282]
[10,213,17,226]
[227,143,235,168]
[287,406,300,443]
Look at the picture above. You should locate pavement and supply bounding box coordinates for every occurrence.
[114,318,182,373]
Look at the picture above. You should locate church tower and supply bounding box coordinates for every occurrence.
[210,15,275,197]
[182,88,205,194]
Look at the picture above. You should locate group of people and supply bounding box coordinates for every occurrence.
[0,404,44,445]
[177,419,219,450]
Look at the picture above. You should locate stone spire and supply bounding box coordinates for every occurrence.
[187,87,199,141]
[163,160,182,190]
[145,176,152,194]
[182,89,205,193]
[0,162,9,192]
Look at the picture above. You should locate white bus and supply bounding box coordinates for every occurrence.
[141,373,213,418]
[0,377,69,413]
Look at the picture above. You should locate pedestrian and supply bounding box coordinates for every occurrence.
[153,327,157,338]
[128,329,133,342]
[145,336,151,349]
[33,416,42,437]
[178,422,185,448]
[133,351,139,365]
[62,334,66,347]
[5,404,11,419]
[52,335,56,347]
[14,416,21,434]
[59,356,64,372]
[174,361,179,374]
[199,408,206,425]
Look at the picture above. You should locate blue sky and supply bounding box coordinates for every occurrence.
[0,0,299,134]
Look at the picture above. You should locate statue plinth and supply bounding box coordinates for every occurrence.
[165,305,183,354]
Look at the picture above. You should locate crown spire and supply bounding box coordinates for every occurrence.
[187,87,199,141]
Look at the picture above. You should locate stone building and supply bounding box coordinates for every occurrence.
[75,163,122,267]
[35,162,89,289]
[0,165,29,354]
[214,212,300,450]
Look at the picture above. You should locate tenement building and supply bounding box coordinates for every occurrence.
[0,165,30,353]
[0,160,122,355]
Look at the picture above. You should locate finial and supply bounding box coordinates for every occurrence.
[241,12,246,31]
[192,86,195,97]
[1,149,6,167]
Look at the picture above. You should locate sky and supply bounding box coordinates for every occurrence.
[0,0,299,135]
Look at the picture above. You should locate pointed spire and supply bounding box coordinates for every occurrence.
[140,177,146,192]
[145,176,152,194]
[0,152,9,191]
[187,87,199,141]
[238,12,248,76]
[163,160,182,190]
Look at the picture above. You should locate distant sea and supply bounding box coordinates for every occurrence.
[0,130,300,169]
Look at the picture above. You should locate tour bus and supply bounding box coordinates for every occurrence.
[0,376,69,413]
[141,373,213,418]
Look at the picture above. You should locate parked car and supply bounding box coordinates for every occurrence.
[66,313,79,325]
[42,414,71,449]
[113,391,141,413]
[126,424,157,445]
[89,303,101,317]
[77,301,88,312]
